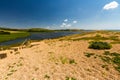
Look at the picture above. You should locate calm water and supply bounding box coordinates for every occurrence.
[0,31,80,46]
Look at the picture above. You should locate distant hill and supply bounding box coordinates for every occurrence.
[27,28,54,32]
[0,27,54,32]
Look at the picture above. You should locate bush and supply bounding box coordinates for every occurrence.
[89,41,112,50]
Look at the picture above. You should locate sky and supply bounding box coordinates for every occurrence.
[0,0,120,30]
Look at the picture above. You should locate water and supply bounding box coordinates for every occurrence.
[0,31,80,46]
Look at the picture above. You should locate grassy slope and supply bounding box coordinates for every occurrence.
[0,27,54,43]
[0,32,30,43]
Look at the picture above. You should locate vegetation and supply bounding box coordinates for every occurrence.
[60,57,68,64]
[69,59,76,64]
[60,57,76,64]
[102,51,120,72]
[89,41,112,50]
[44,74,50,79]
[0,31,10,35]
[72,33,120,41]
[0,32,30,43]
[84,52,95,57]
[66,76,76,80]
[85,51,120,73]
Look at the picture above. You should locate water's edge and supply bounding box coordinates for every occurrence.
[0,31,80,46]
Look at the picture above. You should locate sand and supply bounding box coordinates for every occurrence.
[0,31,120,80]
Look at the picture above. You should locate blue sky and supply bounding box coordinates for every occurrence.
[0,0,120,29]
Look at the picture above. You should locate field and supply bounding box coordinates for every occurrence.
[0,31,30,43]
[0,27,55,43]
[0,31,120,80]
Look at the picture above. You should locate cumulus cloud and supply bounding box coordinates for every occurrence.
[64,19,68,22]
[66,24,71,27]
[103,1,119,10]
[60,23,71,28]
[60,23,66,27]
[73,20,77,23]
[62,23,66,26]
[60,19,78,28]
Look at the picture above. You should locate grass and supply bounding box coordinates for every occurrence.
[84,52,95,57]
[69,59,76,64]
[102,51,120,72]
[72,33,120,41]
[0,27,55,43]
[44,74,50,79]
[85,51,120,73]
[111,41,120,44]
[65,76,76,80]
[0,32,30,43]
[60,57,68,64]
[60,57,77,64]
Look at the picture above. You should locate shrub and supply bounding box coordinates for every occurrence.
[89,41,112,50]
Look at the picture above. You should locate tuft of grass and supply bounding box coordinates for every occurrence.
[101,65,109,71]
[84,52,95,58]
[100,56,112,63]
[109,36,119,41]
[103,51,111,55]
[60,57,68,64]
[10,69,17,73]
[111,52,120,56]
[34,67,39,71]
[7,73,13,76]
[17,63,23,67]
[65,76,76,80]
[69,59,76,64]
[44,74,50,79]
[111,41,120,44]
[14,52,20,55]
[115,66,120,72]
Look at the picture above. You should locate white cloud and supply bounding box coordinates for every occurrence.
[66,24,71,27]
[60,23,72,28]
[73,20,77,23]
[103,1,119,10]
[60,23,66,27]
[64,19,68,22]
[62,23,66,26]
